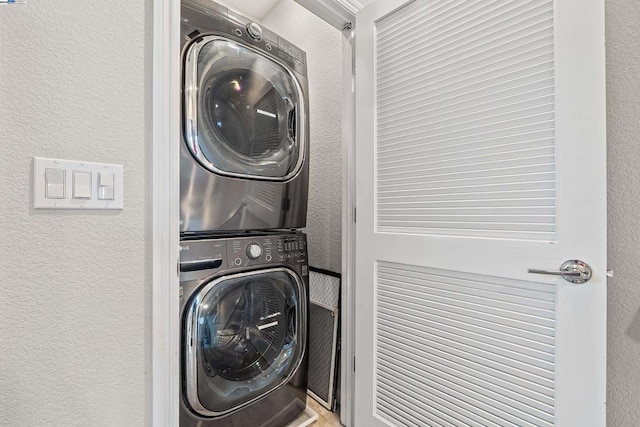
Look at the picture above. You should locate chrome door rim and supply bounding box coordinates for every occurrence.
[184,267,307,417]
[183,35,307,182]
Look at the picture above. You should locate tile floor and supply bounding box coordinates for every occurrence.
[306,397,342,427]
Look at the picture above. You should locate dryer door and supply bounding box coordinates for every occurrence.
[184,268,306,417]
[184,36,306,181]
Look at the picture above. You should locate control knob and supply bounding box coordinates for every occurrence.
[246,242,263,260]
[246,22,263,41]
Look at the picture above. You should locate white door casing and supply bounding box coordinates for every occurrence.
[354,0,606,425]
[151,0,181,426]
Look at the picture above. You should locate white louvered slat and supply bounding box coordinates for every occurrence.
[332,0,364,14]
[377,8,554,75]
[377,197,555,207]
[380,143,550,172]
[377,121,555,158]
[375,0,556,240]
[375,261,556,426]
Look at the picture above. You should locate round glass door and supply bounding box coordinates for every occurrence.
[184,37,305,181]
[184,268,306,416]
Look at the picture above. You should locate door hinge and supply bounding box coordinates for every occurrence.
[354,207,356,223]
[352,50,356,75]
[353,356,356,372]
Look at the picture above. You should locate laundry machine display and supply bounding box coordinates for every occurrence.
[181,0,309,233]
[180,232,309,426]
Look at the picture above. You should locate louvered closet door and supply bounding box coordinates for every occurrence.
[353,0,606,426]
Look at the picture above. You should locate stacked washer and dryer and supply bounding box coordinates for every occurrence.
[179,1,311,426]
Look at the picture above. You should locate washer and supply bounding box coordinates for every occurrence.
[180,232,309,426]
[181,0,310,234]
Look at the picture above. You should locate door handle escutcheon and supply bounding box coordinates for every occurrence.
[528,260,592,284]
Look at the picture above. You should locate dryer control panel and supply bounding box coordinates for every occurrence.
[182,1,308,77]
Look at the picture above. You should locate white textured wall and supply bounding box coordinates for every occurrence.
[606,1,640,425]
[3,1,638,425]
[0,1,150,426]
[262,0,343,273]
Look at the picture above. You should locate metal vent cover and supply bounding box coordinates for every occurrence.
[308,302,339,408]
[307,267,341,410]
[309,268,340,308]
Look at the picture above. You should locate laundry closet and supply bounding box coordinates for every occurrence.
[175,0,609,426]
[178,0,347,426]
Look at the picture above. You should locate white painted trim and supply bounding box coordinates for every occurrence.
[339,26,356,427]
[295,0,355,30]
[151,0,181,425]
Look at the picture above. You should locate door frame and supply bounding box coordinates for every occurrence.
[151,0,181,426]
[339,28,356,427]
[151,1,357,426]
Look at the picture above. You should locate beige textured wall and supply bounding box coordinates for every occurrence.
[0,1,150,426]
[606,1,640,425]
[262,0,343,274]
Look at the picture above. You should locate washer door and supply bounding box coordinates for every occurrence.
[184,268,306,417]
[184,36,305,181]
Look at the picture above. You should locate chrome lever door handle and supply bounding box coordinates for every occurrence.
[527,269,583,277]
[528,260,592,284]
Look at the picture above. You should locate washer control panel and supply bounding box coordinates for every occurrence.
[246,242,263,259]
[180,234,307,279]
[227,234,307,268]
[179,240,227,278]
[276,235,307,263]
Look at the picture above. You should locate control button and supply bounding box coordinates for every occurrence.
[265,254,272,262]
[98,187,114,200]
[45,168,65,199]
[246,22,262,40]
[234,258,242,266]
[246,243,262,260]
[72,170,92,199]
[234,28,242,37]
[98,172,115,200]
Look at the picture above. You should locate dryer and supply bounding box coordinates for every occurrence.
[181,0,310,234]
[180,232,309,426]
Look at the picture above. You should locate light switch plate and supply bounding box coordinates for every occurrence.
[34,157,123,210]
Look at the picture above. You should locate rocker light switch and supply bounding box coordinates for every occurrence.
[45,168,65,199]
[98,172,115,200]
[73,171,92,199]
